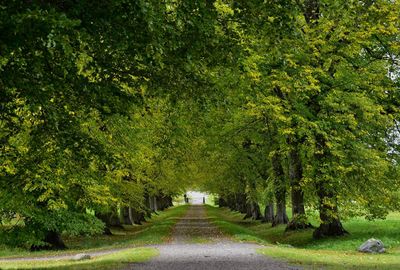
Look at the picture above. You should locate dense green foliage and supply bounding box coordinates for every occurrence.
[199,0,400,237]
[0,0,399,249]
[0,0,216,248]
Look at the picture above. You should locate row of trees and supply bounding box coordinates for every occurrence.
[0,0,222,249]
[199,0,400,238]
[0,0,399,249]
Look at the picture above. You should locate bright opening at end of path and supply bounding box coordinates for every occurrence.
[186,191,208,205]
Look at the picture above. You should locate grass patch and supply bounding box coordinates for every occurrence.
[205,205,268,244]
[187,236,214,244]
[0,247,158,270]
[258,247,400,270]
[0,205,189,259]
[206,205,400,269]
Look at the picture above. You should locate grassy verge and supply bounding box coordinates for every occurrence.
[66,205,189,250]
[258,247,400,270]
[0,205,189,265]
[206,205,400,269]
[0,247,158,270]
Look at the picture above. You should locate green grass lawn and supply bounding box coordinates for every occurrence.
[206,205,400,269]
[0,205,189,269]
[65,204,189,250]
[0,247,158,270]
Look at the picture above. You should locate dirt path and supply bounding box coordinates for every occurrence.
[127,205,301,270]
[0,205,301,269]
[170,204,225,243]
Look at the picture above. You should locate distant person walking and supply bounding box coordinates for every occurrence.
[184,194,188,204]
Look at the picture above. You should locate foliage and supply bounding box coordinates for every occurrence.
[0,0,399,247]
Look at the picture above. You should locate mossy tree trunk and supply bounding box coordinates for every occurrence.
[286,143,312,231]
[272,151,288,226]
[262,203,274,223]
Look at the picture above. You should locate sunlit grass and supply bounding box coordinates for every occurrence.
[206,205,400,269]
[258,247,400,270]
[0,247,158,270]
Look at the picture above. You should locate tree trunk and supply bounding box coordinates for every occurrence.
[250,202,262,220]
[149,196,155,211]
[262,203,274,223]
[313,183,348,238]
[128,207,143,224]
[312,133,348,238]
[273,200,288,226]
[239,193,248,214]
[272,151,288,226]
[156,196,164,211]
[130,207,146,225]
[144,195,152,218]
[233,193,247,213]
[168,195,173,207]
[244,202,262,220]
[226,195,234,209]
[157,195,172,210]
[245,178,262,220]
[164,195,173,208]
[218,197,227,207]
[286,145,312,231]
[153,196,158,212]
[243,202,253,219]
[121,207,133,225]
[149,196,158,215]
[96,210,122,235]
[289,147,305,216]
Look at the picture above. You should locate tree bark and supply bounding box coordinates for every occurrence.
[144,194,152,218]
[286,145,312,231]
[156,195,173,211]
[262,203,274,223]
[153,196,158,212]
[250,202,262,220]
[243,201,262,220]
[149,196,154,211]
[130,207,146,225]
[234,193,247,214]
[218,197,227,207]
[272,151,288,226]
[149,196,158,215]
[312,133,348,238]
[226,195,234,210]
[313,183,348,238]
[273,200,288,226]
[121,207,133,225]
[243,203,253,219]
[96,210,122,235]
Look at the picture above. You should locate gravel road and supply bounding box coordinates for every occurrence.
[126,205,301,270]
[0,205,301,269]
